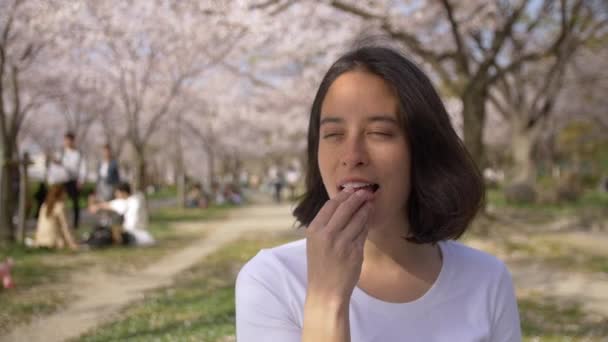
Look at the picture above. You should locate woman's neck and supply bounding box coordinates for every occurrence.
[363,220,440,271]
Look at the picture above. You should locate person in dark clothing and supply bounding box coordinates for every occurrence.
[95,144,120,201]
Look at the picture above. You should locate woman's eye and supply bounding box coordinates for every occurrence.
[369,131,393,137]
[322,133,343,139]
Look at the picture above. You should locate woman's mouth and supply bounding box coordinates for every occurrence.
[338,182,380,194]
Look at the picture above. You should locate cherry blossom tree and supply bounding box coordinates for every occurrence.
[327,0,601,169]
[0,0,74,242]
[488,2,607,183]
[57,0,250,191]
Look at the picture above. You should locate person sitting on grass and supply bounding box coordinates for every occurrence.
[186,183,208,209]
[34,184,80,251]
[89,182,155,247]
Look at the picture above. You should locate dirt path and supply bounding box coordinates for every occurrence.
[1,204,298,342]
[467,237,608,317]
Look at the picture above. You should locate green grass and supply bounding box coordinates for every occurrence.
[78,232,608,342]
[501,238,608,274]
[146,186,178,202]
[520,295,608,341]
[0,205,231,333]
[75,232,299,342]
[487,188,608,214]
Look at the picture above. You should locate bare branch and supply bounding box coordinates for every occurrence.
[330,1,459,92]
[477,0,529,81]
[330,1,380,20]
[439,0,470,75]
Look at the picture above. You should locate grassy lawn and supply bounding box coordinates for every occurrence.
[521,294,608,341]
[75,232,298,342]
[486,188,608,219]
[146,185,178,202]
[501,238,608,274]
[0,205,231,334]
[74,230,607,341]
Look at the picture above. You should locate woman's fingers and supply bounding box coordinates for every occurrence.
[307,188,355,233]
[324,190,371,234]
[335,201,372,248]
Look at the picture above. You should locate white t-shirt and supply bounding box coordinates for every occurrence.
[61,148,86,182]
[236,239,521,342]
[108,193,154,246]
[99,161,109,179]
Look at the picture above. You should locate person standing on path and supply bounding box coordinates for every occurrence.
[95,144,120,201]
[285,165,301,201]
[273,168,285,203]
[61,132,87,229]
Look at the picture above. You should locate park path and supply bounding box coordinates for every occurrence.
[1,202,299,342]
[467,235,608,318]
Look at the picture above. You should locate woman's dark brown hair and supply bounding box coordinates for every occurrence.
[44,184,66,218]
[293,46,485,244]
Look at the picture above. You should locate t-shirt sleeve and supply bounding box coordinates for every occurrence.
[490,264,522,342]
[235,250,301,342]
[108,198,128,215]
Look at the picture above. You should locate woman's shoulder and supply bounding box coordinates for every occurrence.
[442,240,510,279]
[240,239,306,271]
[238,238,307,283]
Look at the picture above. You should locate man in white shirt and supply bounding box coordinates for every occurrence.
[61,132,87,229]
[89,182,155,246]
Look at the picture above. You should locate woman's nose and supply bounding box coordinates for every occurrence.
[340,135,369,168]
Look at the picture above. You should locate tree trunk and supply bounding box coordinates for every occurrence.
[0,161,13,243]
[205,145,216,187]
[0,160,17,243]
[461,88,487,171]
[175,151,186,208]
[16,157,28,243]
[510,118,541,184]
[0,139,20,243]
[177,172,186,208]
[133,149,147,193]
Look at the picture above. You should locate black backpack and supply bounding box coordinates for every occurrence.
[85,225,114,247]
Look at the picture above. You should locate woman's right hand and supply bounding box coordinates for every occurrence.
[305,188,373,305]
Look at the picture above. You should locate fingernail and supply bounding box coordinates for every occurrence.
[355,189,367,197]
[343,187,355,193]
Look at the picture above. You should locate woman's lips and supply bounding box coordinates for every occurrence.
[338,183,380,193]
[340,184,379,201]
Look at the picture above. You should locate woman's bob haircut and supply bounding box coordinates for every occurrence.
[293,46,485,244]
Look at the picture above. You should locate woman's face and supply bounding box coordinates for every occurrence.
[318,70,411,228]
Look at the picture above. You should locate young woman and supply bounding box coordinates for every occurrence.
[35,184,79,250]
[236,46,521,341]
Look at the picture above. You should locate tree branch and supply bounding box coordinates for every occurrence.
[330,1,459,92]
[477,0,529,81]
[142,76,183,142]
[439,0,470,75]
[9,66,20,137]
[0,0,19,139]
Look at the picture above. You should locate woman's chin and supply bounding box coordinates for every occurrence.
[365,208,407,232]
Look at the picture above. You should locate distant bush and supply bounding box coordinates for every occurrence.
[556,173,583,203]
[504,182,537,204]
